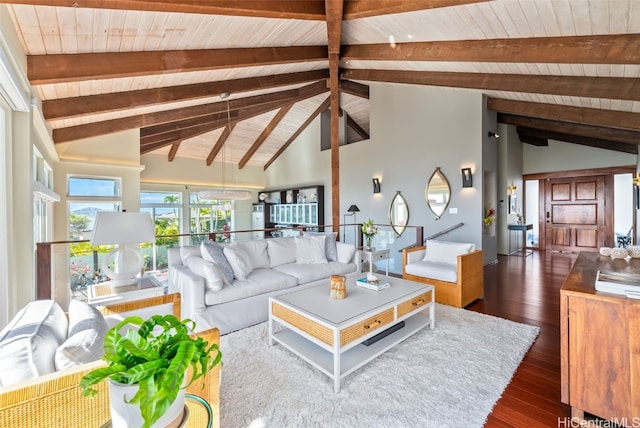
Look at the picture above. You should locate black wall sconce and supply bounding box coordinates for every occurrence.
[461,168,473,188]
[372,178,381,193]
[488,131,500,138]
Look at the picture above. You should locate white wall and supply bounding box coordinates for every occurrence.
[496,124,524,255]
[266,83,491,268]
[523,139,637,174]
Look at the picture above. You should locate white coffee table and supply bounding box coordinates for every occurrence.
[269,276,434,392]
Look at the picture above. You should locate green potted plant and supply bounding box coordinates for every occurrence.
[80,314,222,428]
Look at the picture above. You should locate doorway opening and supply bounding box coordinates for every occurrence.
[523,166,636,252]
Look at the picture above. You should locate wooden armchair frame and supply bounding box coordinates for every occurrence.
[402,246,484,308]
[0,293,220,427]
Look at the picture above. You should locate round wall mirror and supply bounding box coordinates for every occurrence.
[425,167,451,220]
[389,191,409,237]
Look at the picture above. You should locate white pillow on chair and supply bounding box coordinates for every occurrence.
[423,240,475,264]
[0,300,68,386]
[54,299,109,370]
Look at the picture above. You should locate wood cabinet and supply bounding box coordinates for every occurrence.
[560,252,640,425]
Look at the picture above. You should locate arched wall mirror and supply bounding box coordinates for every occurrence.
[389,191,409,237]
[425,167,451,220]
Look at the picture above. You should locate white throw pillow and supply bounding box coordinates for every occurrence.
[267,237,297,268]
[201,240,234,283]
[304,231,338,261]
[224,244,254,280]
[0,300,68,387]
[295,235,328,264]
[54,299,109,370]
[423,240,475,264]
[235,240,270,269]
[336,242,357,264]
[185,256,224,291]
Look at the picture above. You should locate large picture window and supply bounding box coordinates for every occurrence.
[140,191,181,271]
[67,176,121,291]
[189,193,233,245]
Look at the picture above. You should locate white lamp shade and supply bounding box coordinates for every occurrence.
[90,212,155,246]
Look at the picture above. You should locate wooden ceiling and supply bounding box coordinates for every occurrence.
[3,0,640,169]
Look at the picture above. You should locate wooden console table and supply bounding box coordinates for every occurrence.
[560,252,640,425]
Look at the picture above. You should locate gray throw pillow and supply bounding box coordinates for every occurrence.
[201,240,234,283]
[304,231,338,262]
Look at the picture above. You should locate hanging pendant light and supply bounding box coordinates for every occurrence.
[199,92,252,201]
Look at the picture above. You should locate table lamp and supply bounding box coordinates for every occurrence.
[90,211,155,286]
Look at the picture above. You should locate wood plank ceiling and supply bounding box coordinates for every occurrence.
[3,0,640,169]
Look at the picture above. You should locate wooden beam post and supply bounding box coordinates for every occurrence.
[326,0,343,237]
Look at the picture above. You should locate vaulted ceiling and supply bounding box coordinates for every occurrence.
[3,0,639,170]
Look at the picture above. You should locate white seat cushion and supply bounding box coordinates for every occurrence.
[0,300,68,387]
[204,269,298,306]
[274,261,358,284]
[405,260,458,283]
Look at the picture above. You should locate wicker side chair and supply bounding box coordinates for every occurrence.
[0,293,220,427]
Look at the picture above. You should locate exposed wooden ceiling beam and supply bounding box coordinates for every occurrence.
[2,1,327,20]
[43,70,330,120]
[516,127,638,155]
[342,0,489,19]
[338,79,369,99]
[28,46,328,84]
[139,82,327,146]
[206,122,237,166]
[56,82,326,144]
[167,142,181,162]
[346,113,369,141]
[342,34,640,64]
[139,99,307,150]
[487,98,640,131]
[517,132,548,147]
[238,104,294,169]
[498,113,640,146]
[342,69,640,102]
[264,96,331,171]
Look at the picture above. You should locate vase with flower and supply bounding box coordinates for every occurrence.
[361,219,378,250]
[483,207,495,235]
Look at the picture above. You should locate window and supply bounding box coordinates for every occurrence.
[69,176,120,197]
[32,147,58,247]
[67,176,121,291]
[140,192,181,271]
[189,193,233,245]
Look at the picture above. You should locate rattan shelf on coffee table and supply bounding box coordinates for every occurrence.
[269,276,434,393]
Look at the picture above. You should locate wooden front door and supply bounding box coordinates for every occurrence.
[544,176,611,252]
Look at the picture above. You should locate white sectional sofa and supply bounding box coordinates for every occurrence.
[168,234,361,334]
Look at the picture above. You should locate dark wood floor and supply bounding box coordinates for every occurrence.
[468,250,578,427]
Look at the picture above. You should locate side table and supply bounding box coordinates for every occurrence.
[359,248,390,275]
[100,394,213,428]
[87,275,165,306]
[507,224,533,257]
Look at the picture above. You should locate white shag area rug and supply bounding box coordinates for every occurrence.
[219,304,539,428]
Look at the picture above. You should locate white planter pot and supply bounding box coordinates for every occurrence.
[108,379,186,428]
